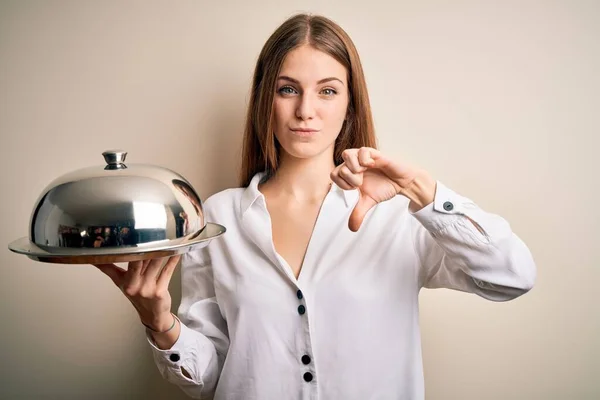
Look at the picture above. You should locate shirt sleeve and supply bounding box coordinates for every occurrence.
[146,246,229,398]
[410,181,537,301]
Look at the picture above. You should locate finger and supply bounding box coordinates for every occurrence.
[128,260,144,275]
[140,259,152,275]
[341,149,366,173]
[144,257,166,280]
[93,263,126,287]
[334,175,354,190]
[330,167,354,190]
[157,255,181,291]
[123,260,144,292]
[338,164,363,188]
[358,147,377,167]
[366,149,397,172]
[348,191,378,232]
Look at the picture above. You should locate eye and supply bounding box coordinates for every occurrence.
[277,86,297,95]
[321,88,337,96]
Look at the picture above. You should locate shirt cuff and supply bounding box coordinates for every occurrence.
[146,320,201,384]
[409,181,470,232]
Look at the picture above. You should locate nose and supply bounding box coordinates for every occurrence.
[295,92,316,120]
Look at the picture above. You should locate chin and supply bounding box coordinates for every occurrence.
[279,140,333,160]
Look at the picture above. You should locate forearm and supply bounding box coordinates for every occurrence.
[405,174,497,234]
[411,181,537,300]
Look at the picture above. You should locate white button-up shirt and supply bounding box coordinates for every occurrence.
[147,171,536,400]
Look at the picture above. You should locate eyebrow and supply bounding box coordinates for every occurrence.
[277,75,344,85]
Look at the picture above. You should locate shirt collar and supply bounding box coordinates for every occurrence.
[240,171,354,215]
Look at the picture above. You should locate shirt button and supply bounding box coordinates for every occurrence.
[298,305,306,315]
[443,201,454,211]
[301,355,311,365]
[296,290,303,300]
[169,353,180,362]
[303,372,313,382]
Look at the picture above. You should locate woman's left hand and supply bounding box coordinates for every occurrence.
[330,147,437,232]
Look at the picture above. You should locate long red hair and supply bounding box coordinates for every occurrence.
[239,13,377,187]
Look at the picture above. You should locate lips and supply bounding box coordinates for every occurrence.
[291,128,319,132]
[290,128,319,137]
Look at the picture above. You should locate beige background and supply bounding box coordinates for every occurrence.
[1,1,598,399]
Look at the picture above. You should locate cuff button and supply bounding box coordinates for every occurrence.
[443,201,454,211]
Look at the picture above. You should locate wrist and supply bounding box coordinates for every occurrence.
[403,173,436,212]
[144,312,176,333]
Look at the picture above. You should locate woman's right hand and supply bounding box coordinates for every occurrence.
[93,256,181,331]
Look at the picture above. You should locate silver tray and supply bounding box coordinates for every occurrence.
[8,222,225,264]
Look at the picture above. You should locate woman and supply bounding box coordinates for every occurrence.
[95,13,536,400]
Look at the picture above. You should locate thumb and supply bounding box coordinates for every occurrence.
[349,191,378,232]
[93,263,125,287]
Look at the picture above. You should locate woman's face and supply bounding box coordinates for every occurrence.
[272,44,349,162]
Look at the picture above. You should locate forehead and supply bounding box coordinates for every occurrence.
[279,45,347,85]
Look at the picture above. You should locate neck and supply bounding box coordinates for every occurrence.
[263,148,336,204]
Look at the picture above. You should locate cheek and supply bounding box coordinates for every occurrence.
[273,100,293,125]
[323,101,348,128]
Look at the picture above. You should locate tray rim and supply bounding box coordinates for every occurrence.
[7,222,226,264]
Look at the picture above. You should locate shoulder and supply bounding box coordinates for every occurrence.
[204,187,244,207]
[202,187,245,219]
[201,171,264,220]
[185,187,245,264]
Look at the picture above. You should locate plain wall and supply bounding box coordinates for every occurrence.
[1,1,598,399]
